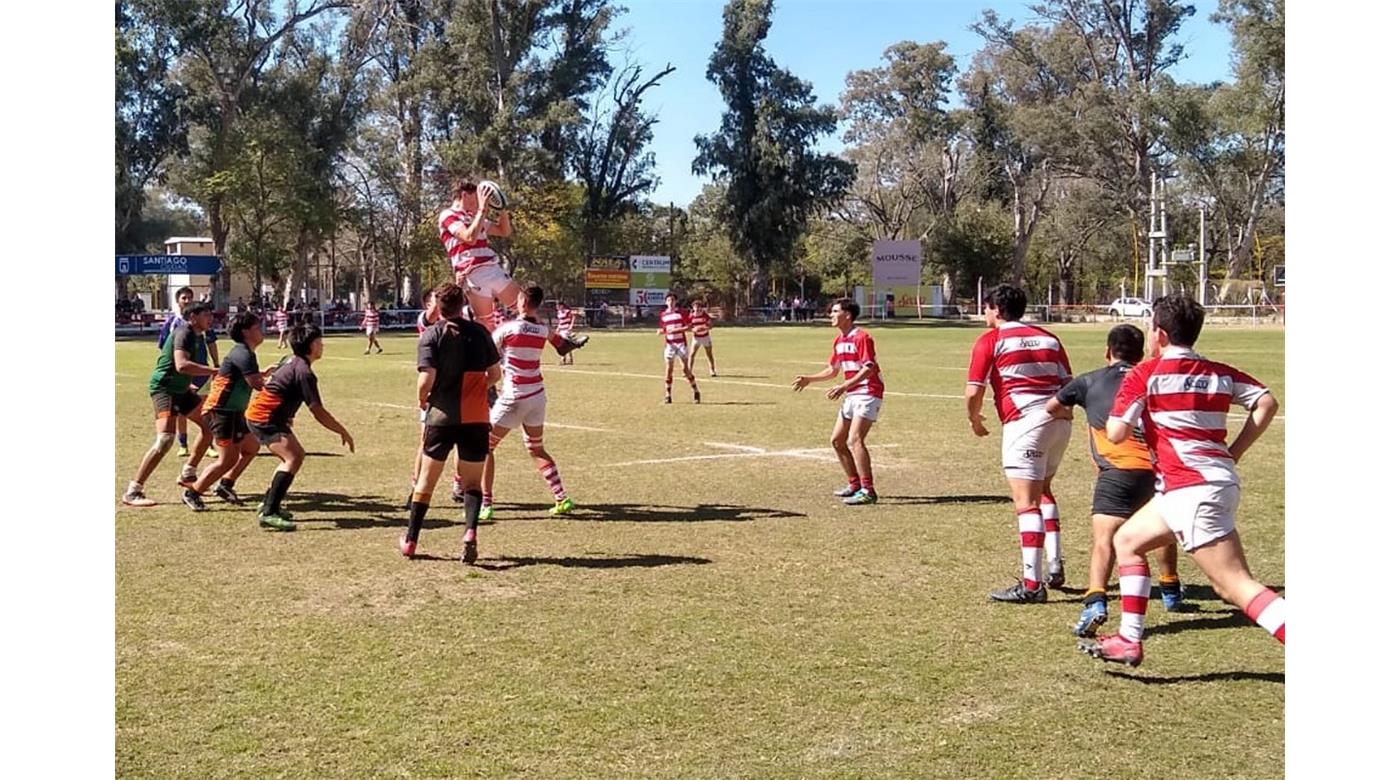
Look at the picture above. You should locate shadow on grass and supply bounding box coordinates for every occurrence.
[488,501,805,523]
[256,451,345,458]
[302,517,458,531]
[287,491,407,515]
[701,401,776,406]
[1148,610,1255,637]
[1176,583,1285,603]
[881,495,1013,506]
[1106,669,1284,685]
[475,553,712,571]
[406,552,711,570]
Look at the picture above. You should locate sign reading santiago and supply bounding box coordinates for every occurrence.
[116,255,223,276]
[871,240,922,286]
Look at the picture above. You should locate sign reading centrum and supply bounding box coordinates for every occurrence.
[115,255,224,276]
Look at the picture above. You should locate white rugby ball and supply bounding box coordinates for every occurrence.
[477,180,509,210]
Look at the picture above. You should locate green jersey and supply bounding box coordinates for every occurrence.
[147,325,203,395]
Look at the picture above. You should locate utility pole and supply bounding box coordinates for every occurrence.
[1198,204,1207,307]
[1146,173,1169,300]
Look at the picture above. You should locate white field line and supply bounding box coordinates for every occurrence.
[604,442,900,468]
[352,400,614,430]
[550,367,963,399]
[549,422,614,432]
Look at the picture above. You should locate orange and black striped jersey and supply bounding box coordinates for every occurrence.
[1056,362,1153,472]
[246,356,322,427]
[417,317,500,426]
[202,344,260,415]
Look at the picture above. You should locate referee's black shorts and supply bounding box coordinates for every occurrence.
[422,423,491,463]
[1091,468,1157,518]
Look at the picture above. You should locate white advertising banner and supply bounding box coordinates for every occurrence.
[871,240,922,286]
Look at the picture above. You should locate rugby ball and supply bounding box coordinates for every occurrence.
[477,180,509,210]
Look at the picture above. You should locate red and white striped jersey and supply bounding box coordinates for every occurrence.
[556,305,575,333]
[363,309,380,329]
[1111,346,1270,492]
[275,310,289,330]
[691,309,712,338]
[415,309,434,334]
[437,206,496,275]
[659,309,690,345]
[492,317,565,402]
[967,321,1073,423]
[830,327,884,399]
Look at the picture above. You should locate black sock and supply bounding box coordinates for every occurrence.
[219,478,236,490]
[407,501,430,543]
[264,470,295,514]
[463,489,483,531]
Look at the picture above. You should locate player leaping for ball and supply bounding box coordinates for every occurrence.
[966,284,1074,604]
[437,177,518,331]
[658,292,700,404]
[479,285,587,521]
[791,298,883,506]
[1079,295,1283,667]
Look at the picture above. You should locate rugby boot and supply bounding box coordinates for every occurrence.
[1073,600,1109,637]
[989,581,1048,604]
[1079,633,1143,667]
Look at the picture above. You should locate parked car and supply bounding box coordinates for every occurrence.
[1107,297,1152,317]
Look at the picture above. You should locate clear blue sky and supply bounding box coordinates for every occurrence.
[616,0,1234,209]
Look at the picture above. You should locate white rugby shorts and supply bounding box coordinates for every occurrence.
[663,343,690,362]
[692,334,713,348]
[839,394,882,422]
[1001,409,1071,481]
[1153,482,1240,551]
[365,326,379,335]
[462,262,513,300]
[490,391,547,430]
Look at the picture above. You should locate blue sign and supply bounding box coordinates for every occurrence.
[115,255,223,276]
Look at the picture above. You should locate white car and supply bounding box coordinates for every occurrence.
[1107,297,1152,318]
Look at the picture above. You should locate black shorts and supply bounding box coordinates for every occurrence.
[152,389,202,419]
[422,423,490,463]
[249,421,294,446]
[209,411,250,446]
[1092,469,1157,518]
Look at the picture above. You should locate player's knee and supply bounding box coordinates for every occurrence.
[830,434,849,451]
[524,437,545,457]
[152,432,176,455]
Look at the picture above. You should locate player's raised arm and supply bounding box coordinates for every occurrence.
[486,208,512,238]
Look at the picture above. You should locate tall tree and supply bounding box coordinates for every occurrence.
[116,1,189,253]
[1164,0,1283,300]
[574,62,675,251]
[979,0,1196,280]
[838,41,961,242]
[152,0,351,303]
[693,0,854,304]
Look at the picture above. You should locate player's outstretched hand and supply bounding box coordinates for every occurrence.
[791,376,810,392]
[970,415,990,438]
[341,430,356,453]
[825,385,845,400]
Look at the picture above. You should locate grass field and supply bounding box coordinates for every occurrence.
[115,320,1285,778]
